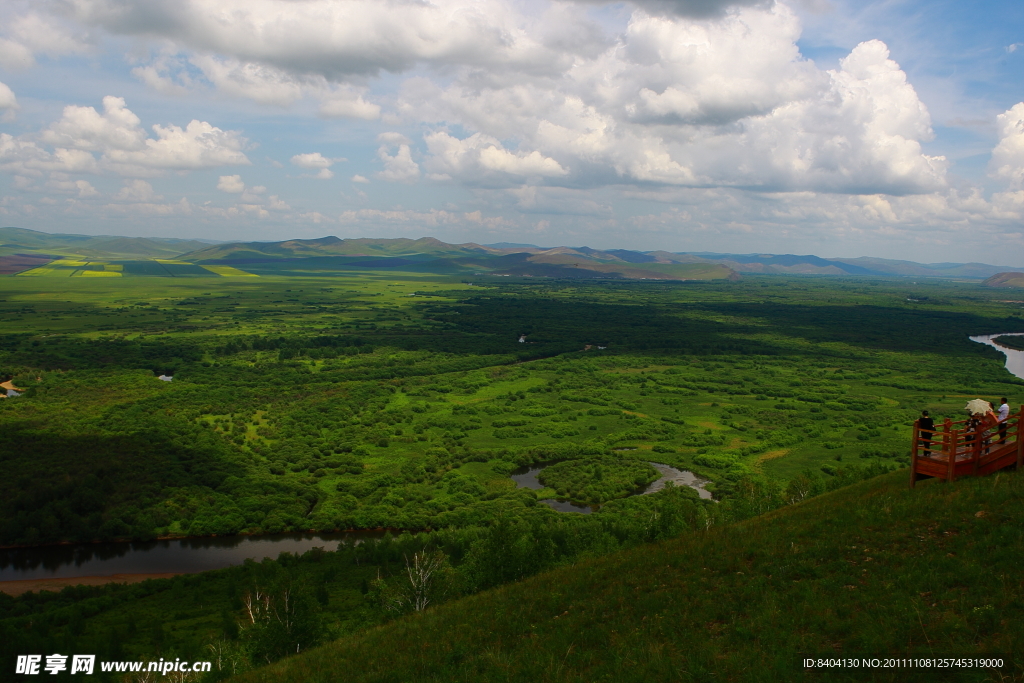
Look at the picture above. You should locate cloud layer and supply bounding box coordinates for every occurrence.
[7,1,946,195]
[399,8,945,196]
[0,0,1020,260]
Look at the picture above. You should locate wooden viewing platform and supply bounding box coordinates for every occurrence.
[910,409,1024,487]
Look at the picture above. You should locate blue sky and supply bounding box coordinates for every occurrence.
[0,0,1021,263]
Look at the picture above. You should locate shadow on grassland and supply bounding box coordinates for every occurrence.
[0,418,243,546]
[413,293,1024,358]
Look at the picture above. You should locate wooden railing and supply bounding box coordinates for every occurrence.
[910,408,1024,487]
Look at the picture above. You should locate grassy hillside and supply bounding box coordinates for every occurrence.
[180,238,739,281]
[984,272,1024,288]
[1,230,738,281]
[240,468,1023,683]
[178,236,491,261]
[0,227,215,260]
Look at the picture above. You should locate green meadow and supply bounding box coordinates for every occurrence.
[2,268,1023,679]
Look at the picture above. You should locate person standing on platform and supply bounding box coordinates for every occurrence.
[997,398,1010,445]
[919,410,935,457]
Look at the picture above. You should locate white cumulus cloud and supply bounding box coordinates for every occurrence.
[376,138,420,182]
[189,54,306,105]
[577,0,764,19]
[41,96,148,152]
[217,174,245,193]
[291,152,341,179]
[103,119,249,174]
[0,96,249,179]
[401,6,945,195]
[425,131,567,186]
[46,174,100,198]
[290,152,334,169]
[0,81,17,110]
[990,102,1024,189]
[115,179,159,202]
[0,38,34,70]
[0,133,98,176]
[318,88,380,120]
[64,0,566,78]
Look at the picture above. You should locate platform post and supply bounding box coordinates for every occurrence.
[1017,408,1024,470]
[947,429,959,483]
[910,419,920,488]
[973,424,983,476]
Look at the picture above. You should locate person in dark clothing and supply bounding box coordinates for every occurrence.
[964,413,985,457]
[919,410,935,457]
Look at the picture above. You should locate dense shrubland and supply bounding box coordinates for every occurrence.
[537,458,659,504]
[2,275,1023,546]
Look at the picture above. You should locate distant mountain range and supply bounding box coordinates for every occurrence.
[682,253,1024,278]
[0,227,218,260]
[3,226,1023,281]
[172,236,736,280]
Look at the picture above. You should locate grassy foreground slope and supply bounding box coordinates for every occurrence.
[242,469,1022,683]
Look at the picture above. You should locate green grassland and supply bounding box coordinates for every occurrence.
[3,269,1024,679]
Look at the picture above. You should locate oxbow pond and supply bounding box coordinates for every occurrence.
[511,461,713,514]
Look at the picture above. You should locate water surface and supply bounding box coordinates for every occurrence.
[0,531,382,582]
[643,463,713,499]
[509,463,548,490]
[539,499,596,514]
[970,333,1024,381]
[510,460,712,513]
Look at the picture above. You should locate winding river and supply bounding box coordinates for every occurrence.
[2,462,710,583]
[0,532,382,584]
[969,333,1024,380]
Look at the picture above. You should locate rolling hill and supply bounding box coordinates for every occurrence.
[983,272,1024,288]
[685,253,1024,278]
[3,227,1022,281]
[175,235,492,261]
[240,468,1022,683]
[179,237,1024,280]
[0,227,218,260]
[177,237,740,280]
